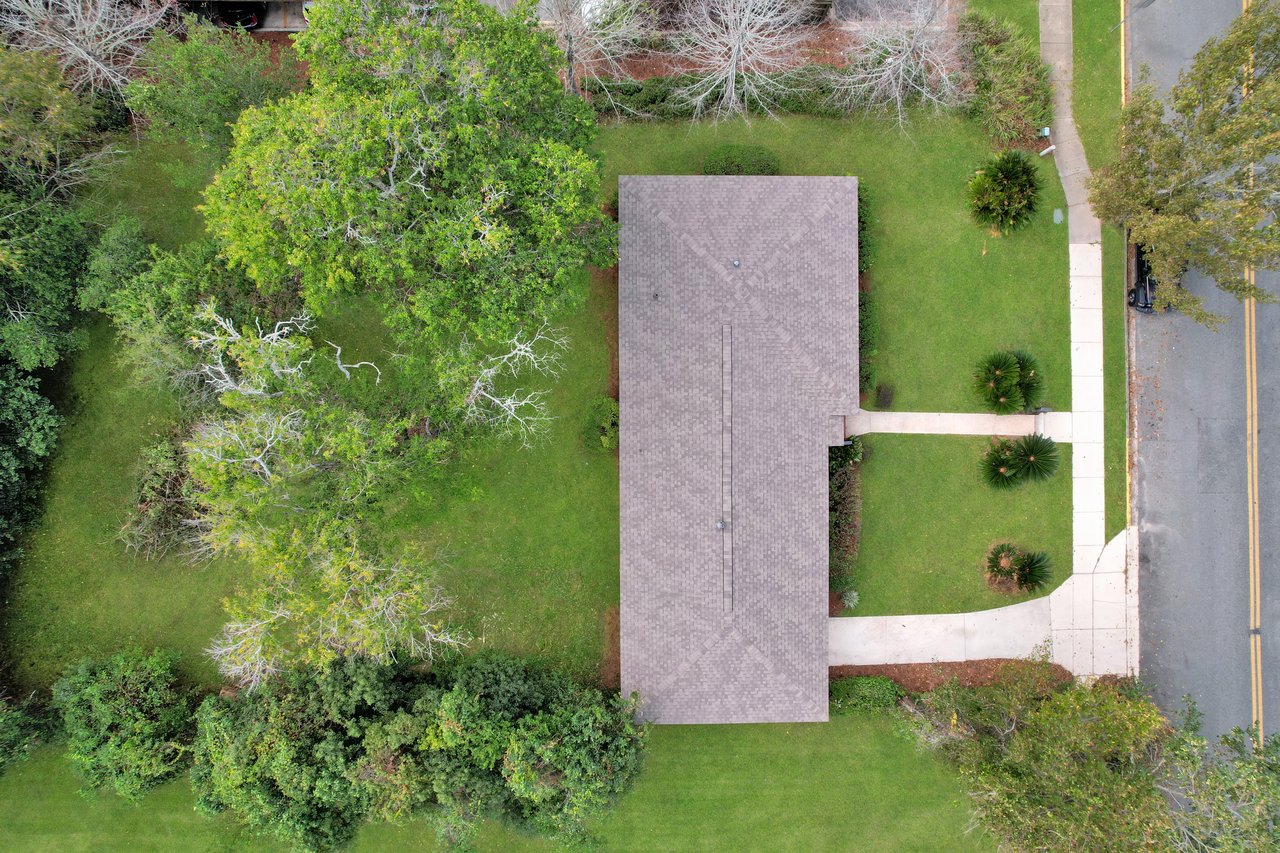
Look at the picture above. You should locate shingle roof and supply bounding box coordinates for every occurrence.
[618,175,859,724]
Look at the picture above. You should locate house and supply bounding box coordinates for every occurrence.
[618,175,859,724]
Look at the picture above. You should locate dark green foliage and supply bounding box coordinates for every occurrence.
[702,143,781,176]
[981,439,1020,490]
[1014,550,1052,590]
[1012,349,1043,410]
[830,676,904,714]
[583,395,619,450]
[118,434,198,559]
[0,362,60,572]
[0,696,39,776]
[830,440,862,582]
[857,185,876,275]
[958,12,1053,145]
[985,542,1020,579]
[1009,433,1059,482]
[0,186,89,370]
[78,215,150,312]
[125,16,306,186]
[973,350,1024,414]
[51,649,195,801]
[967,151,1043,233]
[859,292,879,395]
[191,654,646,851]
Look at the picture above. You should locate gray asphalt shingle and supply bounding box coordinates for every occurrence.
[618,175,859,724]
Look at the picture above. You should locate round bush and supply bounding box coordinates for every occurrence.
[981,439,1020,489]
[967,150,1043,232]
[582,395,619,450]
[830,676,904,713]
[702,143,782,176]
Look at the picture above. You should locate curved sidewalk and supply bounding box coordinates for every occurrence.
[830,0,1137,679]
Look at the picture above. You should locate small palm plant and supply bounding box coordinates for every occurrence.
[1014,551,1052,591]
[1012,350,1044,410]
[981,439,1021,489]
[974,351,1024,414]
[1009,433,1060,482]
[967,150,1043,233]
[986,542,1020,579]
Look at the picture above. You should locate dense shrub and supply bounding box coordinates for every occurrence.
[830,676,903,713]
[875,382,895,409]
[958,12,1053,145]
[829,439,862,585]
[583,395,620,450]
[51,648,195,801]
[967,150,1043,233]
[0,696,39,777]
[858,293,879,396]
[702,143,781,176]
[192,654,646,851]
[857,184,876,275]
[981,438,1020,489]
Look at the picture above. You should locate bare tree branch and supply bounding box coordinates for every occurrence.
[676,0,817,120]
[0,0,177,94]
[463,324,567,447]
[545,0,655,97]
[828,0,966,126]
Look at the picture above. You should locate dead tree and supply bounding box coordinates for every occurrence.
[0,0,176,94]
[829,0,965,126]
[463,324,567,448]
[676,0,817,120]
[545,0,655,96]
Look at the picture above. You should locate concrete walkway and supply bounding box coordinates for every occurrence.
[829,0,1138,679]
[848,409,1073,443]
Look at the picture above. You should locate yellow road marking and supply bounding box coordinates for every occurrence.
[1243,0,1264,740]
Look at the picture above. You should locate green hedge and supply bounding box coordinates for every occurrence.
[702,143,781,176]
[830,676,904,713]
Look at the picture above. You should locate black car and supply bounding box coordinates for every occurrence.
[1128,245,1178,314]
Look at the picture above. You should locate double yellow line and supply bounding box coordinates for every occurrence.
[1243,0,1264,740]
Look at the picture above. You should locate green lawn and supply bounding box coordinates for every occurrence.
[851,434,1073,615]
[597,113,1072,414]
[1073,0,1130,538]
[0,715,987,852]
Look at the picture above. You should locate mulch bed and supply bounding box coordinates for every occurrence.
[830,658,1073,694]
[599,604,621,689]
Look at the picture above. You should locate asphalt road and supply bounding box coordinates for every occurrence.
[1128,0,1278,739]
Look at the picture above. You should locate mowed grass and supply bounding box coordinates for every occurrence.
[597,113,1071,413]
[852,434,1072,615]
[593,716,989,852]
[0,715,987,853]
[0,323,245,692]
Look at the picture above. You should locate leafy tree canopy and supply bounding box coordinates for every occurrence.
[1090,0,1280,325]
[203,0,613,352]
[192,654,646,851]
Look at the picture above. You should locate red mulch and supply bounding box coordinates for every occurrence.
[599,605,621,689]
[591,267,620,399]
[828,590,845,617]
[829,658,1073,694]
